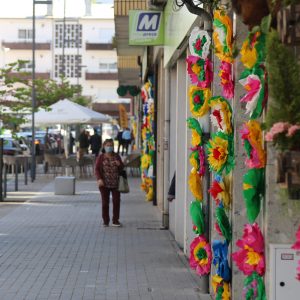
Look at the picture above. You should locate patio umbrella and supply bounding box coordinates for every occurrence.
[28,99,112,125]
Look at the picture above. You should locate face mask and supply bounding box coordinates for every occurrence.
[105,146,113,153]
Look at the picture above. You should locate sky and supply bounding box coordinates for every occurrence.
[0,0,114,18]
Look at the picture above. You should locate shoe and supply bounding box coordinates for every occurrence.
[112,222,122,227]
[103,223,109,227]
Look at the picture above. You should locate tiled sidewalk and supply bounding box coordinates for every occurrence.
[0,176,210,300]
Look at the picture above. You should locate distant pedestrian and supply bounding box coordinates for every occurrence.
[122,127,131,156]
[90,128,102,157]
[78,129,89,159]
[95,138,124,227]
[69,133,75,155]
[116,129,124,154]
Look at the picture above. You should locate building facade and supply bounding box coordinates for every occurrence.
[115,0,300,299]
[0,0,119,105]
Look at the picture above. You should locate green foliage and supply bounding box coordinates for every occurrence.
[0,61,85,130]
[266,30,300,127]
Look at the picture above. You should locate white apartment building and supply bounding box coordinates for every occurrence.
[0,0,119,104]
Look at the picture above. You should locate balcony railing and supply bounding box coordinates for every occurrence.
[85,43,114,50]
[2,42,51,50]
[8,72,51,80]
[85,72,118,80]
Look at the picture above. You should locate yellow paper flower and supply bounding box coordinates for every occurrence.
[212,275,231,300]
[189,85,211,118]
[141,154,151,170]
[188,168,203,200]
[213,10,233,63]
[209,97,233,134]
[191,129,201,147]
[207,137,228,172]
[189,155,198,170]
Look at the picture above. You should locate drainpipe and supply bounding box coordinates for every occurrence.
[162,67,170,228]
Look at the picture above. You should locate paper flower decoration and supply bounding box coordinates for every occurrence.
[213,10,233,63]
[243,168,265,223]
[189,27,211,59]
[292,225,300,281]
[207,132,234,175]
[190,146,206,176]
[215,206,232,242]
[209,175,231,209]
[243,271,267,300]
[219,61,234,99]
[186,56,213,88]
[240,120,266,169]
[212,275,231,300]
[189,86,211,118]
[190,201,205,235]
[190,235,212,276]
[209,96,233,134]
[240,31,266,70]
[212,240,231,282]
[232,223,265,276]
[187,117,203,146]
[189,168,203,201]
[141,154,151,170]
[239,66,268,119]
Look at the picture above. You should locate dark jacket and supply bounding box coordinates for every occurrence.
[90,134,102,151]
[95,153,124,181]
[78,132,89,148]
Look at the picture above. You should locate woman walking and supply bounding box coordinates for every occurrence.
[95,139,124,227]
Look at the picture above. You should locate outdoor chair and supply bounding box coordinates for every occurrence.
[124,153,141,177]
[44,154,63,176]
[78,155,95,177]
[61,156,78,177]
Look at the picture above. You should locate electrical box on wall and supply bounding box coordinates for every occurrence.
[270,244,300,300]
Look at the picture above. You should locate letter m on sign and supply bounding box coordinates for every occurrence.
[137,13,160,32]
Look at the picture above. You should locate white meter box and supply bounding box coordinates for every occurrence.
[270,244,300,300]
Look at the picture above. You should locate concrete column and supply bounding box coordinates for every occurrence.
[175,56,188,248]
[169,66,177,236]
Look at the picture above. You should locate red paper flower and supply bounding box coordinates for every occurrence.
[232,223,265,276]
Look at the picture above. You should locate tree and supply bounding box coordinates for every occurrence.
[0,60,88,131]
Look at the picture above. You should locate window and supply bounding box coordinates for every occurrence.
[18,29,33,40]
[55,23,82,48]
[99,60,117,73]
[19,61,33,71]
[99,28,114,43]
[54,55,82,78]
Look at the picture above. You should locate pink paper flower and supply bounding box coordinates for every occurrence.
[232,223,265,276]
[186,56,213,88]
[190,235,212,276]
[219,61,234,99]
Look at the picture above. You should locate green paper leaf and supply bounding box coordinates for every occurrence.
[215,207,232,242]
[243,169,265,223]
[190,201,205,235]
[260,14,271,35]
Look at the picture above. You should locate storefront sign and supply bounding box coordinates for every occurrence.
[129,10,164,45]
[119,104,128,128]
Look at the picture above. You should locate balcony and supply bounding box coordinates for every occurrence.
[85,43,114,50]
[2,41,51,50]
[85,72,118,80]
[8,72,51,80]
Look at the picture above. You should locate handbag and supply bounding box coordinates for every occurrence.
[118,174,130,193]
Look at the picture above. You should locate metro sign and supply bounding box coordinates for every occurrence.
[129,11,164,45]
[137,13,161,32]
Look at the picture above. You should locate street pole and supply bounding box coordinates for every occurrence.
[31,0,53,182]
[62,0,66,78]
[31,0,36,182]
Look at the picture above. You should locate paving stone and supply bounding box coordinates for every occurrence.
[0,176,209,300]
